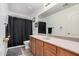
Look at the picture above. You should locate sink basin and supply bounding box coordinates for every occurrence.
[42,36,51,40]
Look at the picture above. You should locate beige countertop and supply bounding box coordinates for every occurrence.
[30,35,79,54]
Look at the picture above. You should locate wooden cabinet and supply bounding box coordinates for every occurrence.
[36,39,43,56]
[57,48,78,56]
[30,37,36,55]
[29,37,32,49]
[29,36,79,56]
[30,37,44,56]
[44,42,56,56]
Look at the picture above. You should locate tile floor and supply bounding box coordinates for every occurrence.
[6,46,33,56]
[20,48,33,56]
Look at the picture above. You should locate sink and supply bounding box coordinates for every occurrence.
[42,36,51,40]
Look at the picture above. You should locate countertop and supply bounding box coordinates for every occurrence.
[30,35,79,54]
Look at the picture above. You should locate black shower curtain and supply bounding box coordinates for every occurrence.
[7,16,32,47]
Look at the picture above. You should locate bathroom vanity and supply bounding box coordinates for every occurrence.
[29,35,79,56]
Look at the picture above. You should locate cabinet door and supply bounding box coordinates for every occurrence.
[57,48,78,56]
[44,42,56,56]
[30,37,36,55]
[36,39,43,56]
[29,37,32,49]
[44,47,56,56]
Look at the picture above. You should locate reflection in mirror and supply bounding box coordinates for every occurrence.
[38,3,79,36]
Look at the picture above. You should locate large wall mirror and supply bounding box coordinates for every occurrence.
[38,3,79,36]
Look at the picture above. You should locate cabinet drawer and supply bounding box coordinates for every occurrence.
[36,39,43,46]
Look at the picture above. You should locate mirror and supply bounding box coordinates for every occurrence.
[38,3,79,36]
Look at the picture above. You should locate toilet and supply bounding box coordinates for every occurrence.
[23,40,29,49]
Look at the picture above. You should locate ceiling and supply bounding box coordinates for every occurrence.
[8,3,78,18]
[8,3,44,16]
[38,3,78,19]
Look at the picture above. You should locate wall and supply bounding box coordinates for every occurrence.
[0,3,8,56]
[0,3,8,38]
[42,4,79,36]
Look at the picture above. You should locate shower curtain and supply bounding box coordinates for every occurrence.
[6,16,32,47]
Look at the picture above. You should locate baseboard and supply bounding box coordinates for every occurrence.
[8,45,25,49]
